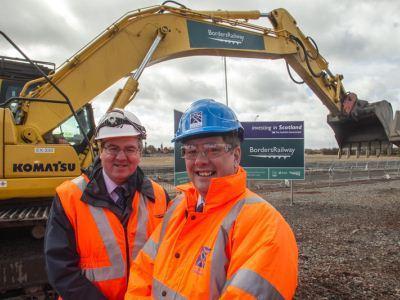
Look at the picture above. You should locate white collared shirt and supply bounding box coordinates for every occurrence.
[102,169,127,203]
[196,194,205,212]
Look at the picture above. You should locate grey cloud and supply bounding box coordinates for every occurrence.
[228,64,307,112]
[168,57,223,76]
[136,67,221,109]
[1,1,85,55]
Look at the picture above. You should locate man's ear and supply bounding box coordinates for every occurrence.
[234,146,241,166]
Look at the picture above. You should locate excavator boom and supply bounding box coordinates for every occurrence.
[14,5,399,154]
[2,4,399,198]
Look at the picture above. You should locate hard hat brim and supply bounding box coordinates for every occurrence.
[172,126,242,142]
[94,124,142,140]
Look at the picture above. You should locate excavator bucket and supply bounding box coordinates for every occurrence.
[390,111,400,145]
[327,99,399,157]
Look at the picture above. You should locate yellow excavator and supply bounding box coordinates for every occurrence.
[0,3,399,295]
[2,1,400,222]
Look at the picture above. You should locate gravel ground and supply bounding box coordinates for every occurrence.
[261,179,400,299]
[2,154,399,299]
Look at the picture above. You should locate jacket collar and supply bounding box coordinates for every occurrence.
[82,157,155,206]
[176,166,247,212]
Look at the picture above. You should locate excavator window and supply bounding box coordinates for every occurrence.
[43,104,95,154]
[0,79,38,105]
[0,56,55,105]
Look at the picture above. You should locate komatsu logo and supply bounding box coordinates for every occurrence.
[13,162,76,173]
[249,146,295,159]
[207,29,245,45]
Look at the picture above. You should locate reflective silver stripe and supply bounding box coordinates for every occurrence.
[209,199,246,299]
[244,196,265,204]
[153,278,187,300]
[209,194,265,299]
[157,195,184,251]
[131,193,150,260]
[149,196,185,299]
[71,175,87,192]
[83,206,125,281]
[72,176,125,281]
[223,268,283,300]
[142,238,158,260]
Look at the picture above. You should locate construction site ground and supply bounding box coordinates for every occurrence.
[265,178,400,299]
[1,154,399,299]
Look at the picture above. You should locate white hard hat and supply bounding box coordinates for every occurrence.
[94,108,146,140]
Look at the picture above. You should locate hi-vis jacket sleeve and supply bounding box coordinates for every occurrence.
[125,224,161,299]
[220,201,298,300]
[44,195,106,299]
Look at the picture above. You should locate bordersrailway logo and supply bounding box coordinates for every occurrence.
[249,146,296,159]
[207,29,245,45]
[187,20,265,50]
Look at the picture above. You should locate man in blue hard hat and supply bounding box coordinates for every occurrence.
[126,99,298,299]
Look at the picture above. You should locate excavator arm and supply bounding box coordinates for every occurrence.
[15,5,398,155]
[2,4,399,201]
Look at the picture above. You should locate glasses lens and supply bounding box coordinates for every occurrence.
[104,145,140,156]
[203,144,227,159]
[104,145,120,156]
[181,145,197,159]
[181,143,232,160]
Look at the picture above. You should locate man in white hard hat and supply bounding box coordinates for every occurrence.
[44,108,170,300]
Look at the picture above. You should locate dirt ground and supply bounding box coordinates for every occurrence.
[262,179,400,299]
[140,153,400,167]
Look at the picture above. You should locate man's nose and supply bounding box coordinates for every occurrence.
[194,151,209,164]
[115,149,128,158]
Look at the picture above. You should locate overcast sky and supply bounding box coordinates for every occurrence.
[1,0,399,148]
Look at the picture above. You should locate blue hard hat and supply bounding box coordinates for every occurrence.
[172,99,244,142]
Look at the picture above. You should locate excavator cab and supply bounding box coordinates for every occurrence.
[0,56,96,202]
[0,56,54,104]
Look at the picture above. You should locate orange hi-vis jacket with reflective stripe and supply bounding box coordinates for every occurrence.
[57,174,167,300]
[126,167,298,300]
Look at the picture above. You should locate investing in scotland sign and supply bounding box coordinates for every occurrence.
[174,116,305,184]
[241,121,305,180]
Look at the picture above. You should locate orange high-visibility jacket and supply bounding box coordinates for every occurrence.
[57,174,168,300]
[126,167,298,300]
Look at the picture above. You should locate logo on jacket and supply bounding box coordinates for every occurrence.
[190,111,202,129]
[193,246,211,275]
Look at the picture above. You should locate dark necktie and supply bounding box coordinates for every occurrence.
[196,202,204,213]
[114,186,126,210]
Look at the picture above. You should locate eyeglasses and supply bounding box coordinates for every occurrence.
[103,145,141,156]
[181,143,233,160]
[95,109,147,138]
